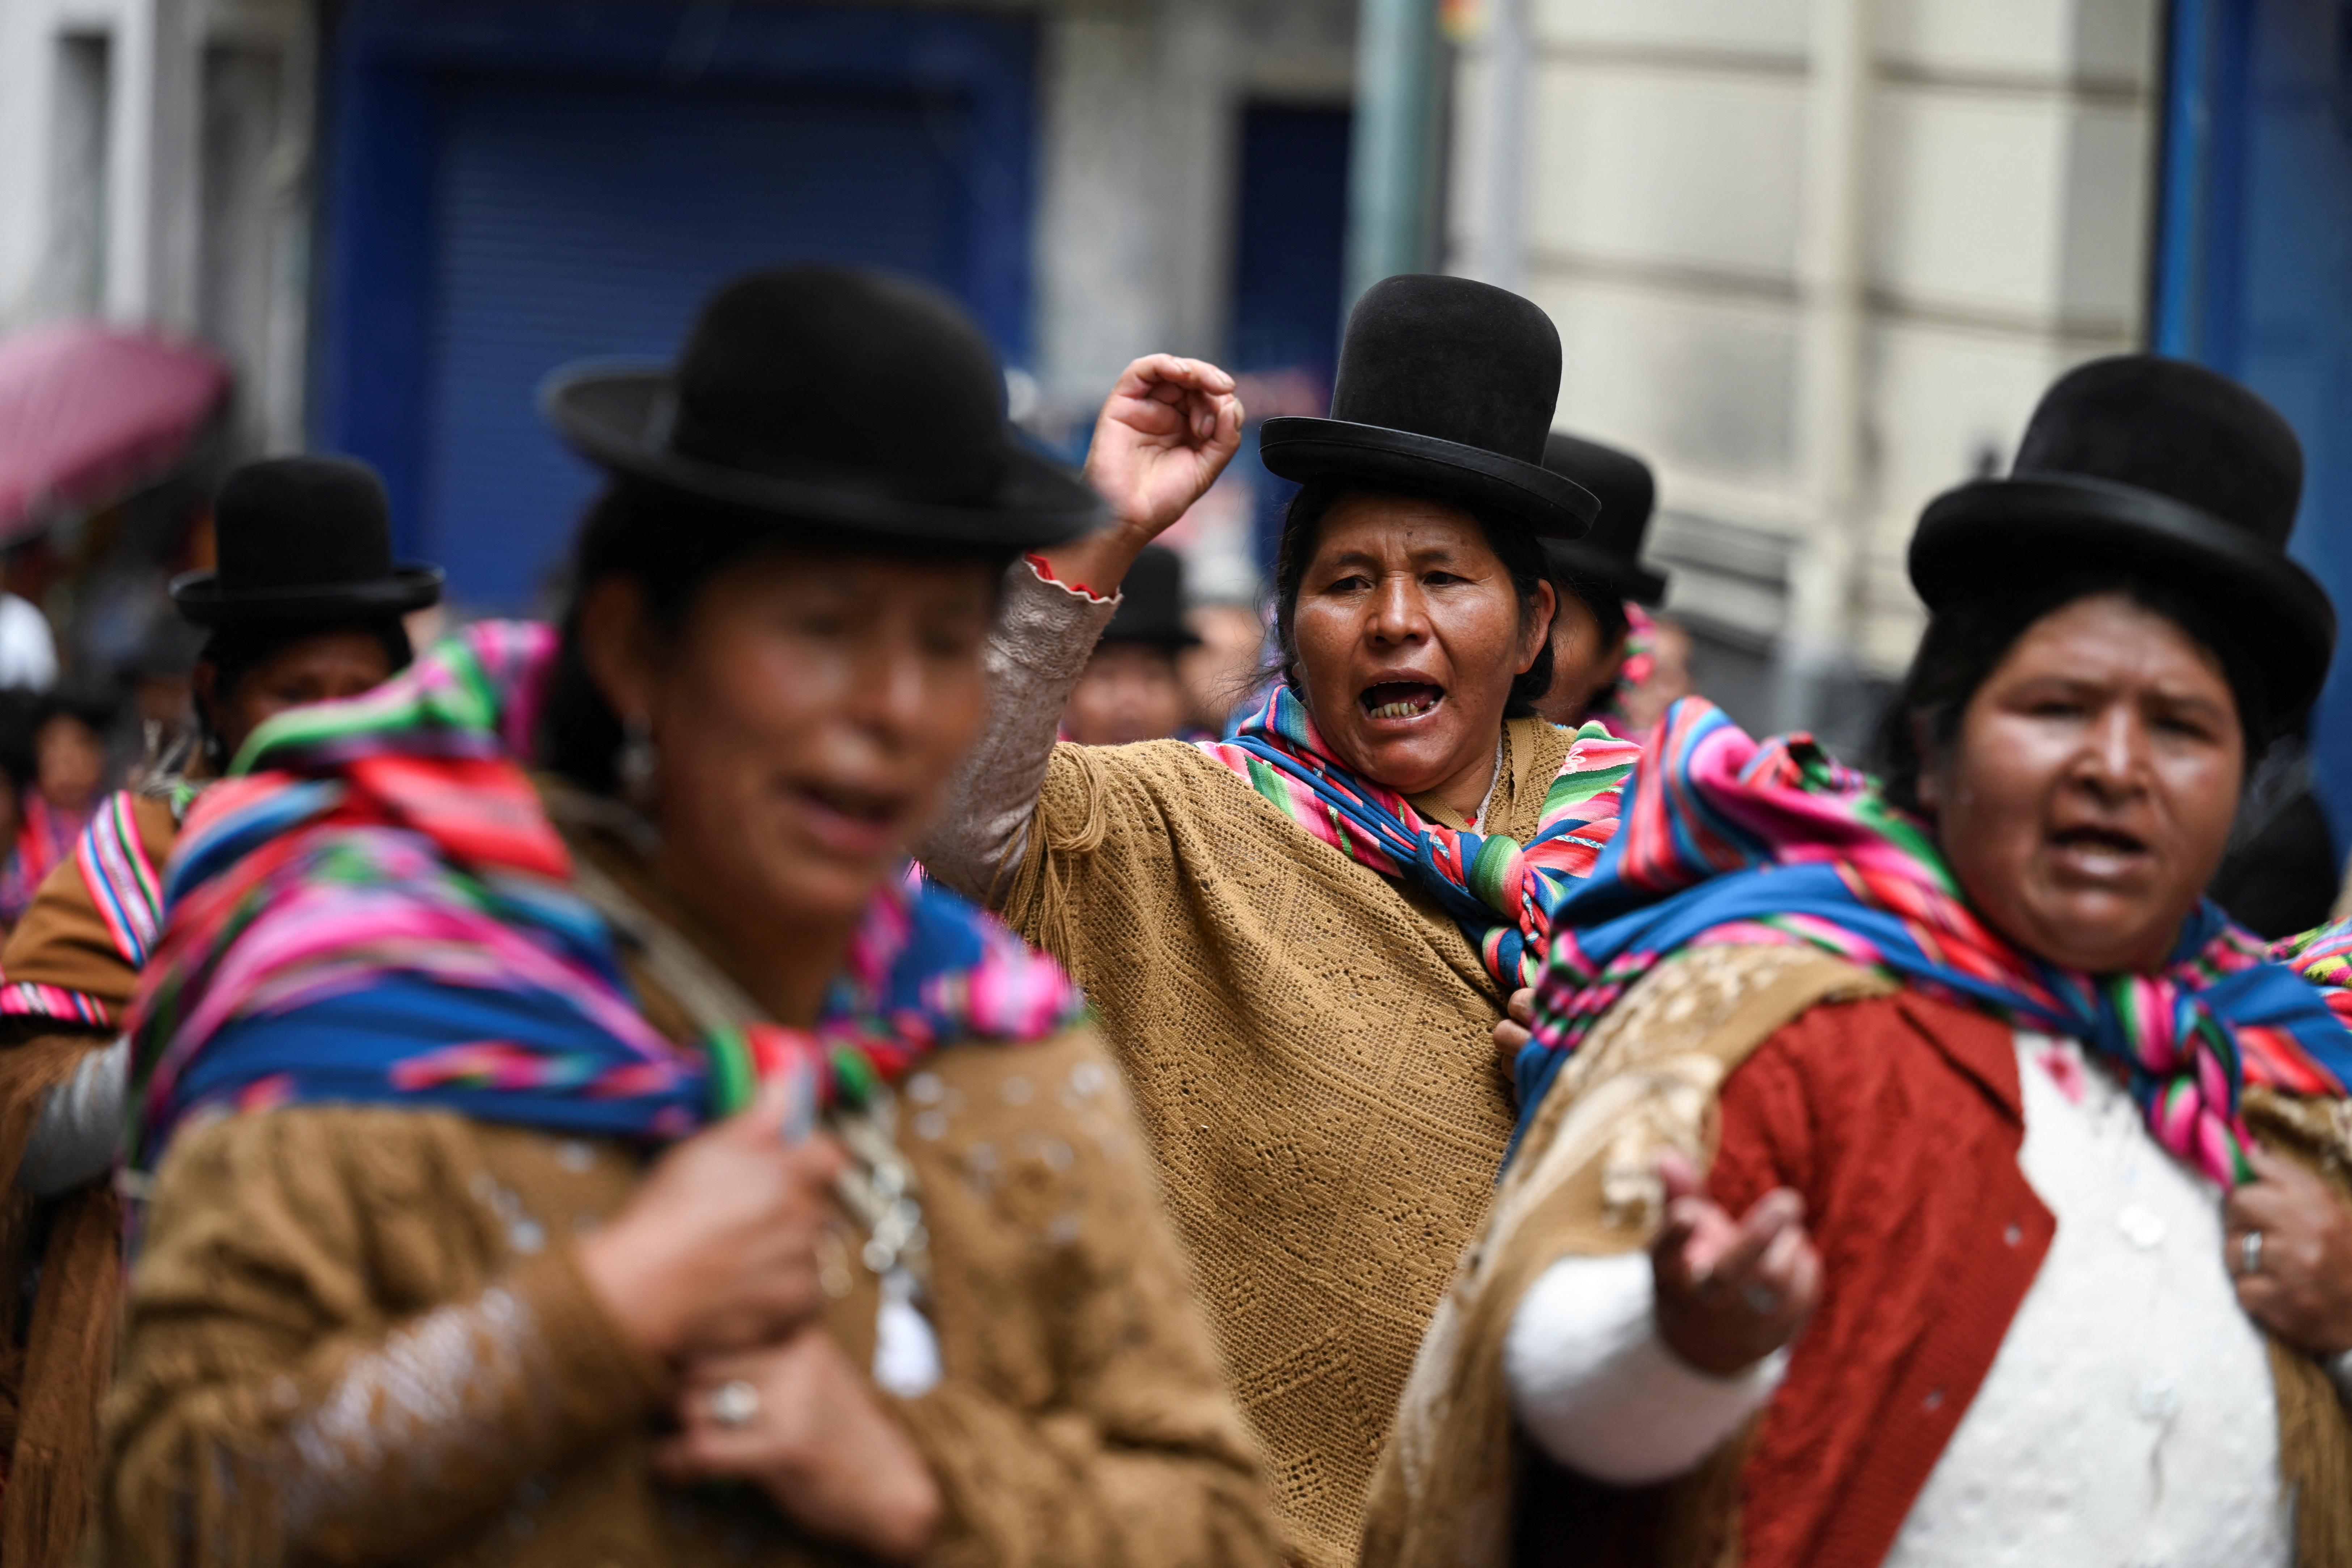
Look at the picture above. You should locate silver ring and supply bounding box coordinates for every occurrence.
[1742,1282,1782,1315]
[2241,1229,2264,1277]
[707,1378,761,1430]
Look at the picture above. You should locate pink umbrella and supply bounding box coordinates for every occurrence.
[0,323,232,538]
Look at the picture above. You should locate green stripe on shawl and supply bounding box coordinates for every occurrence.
[706,1024,758,1117]
[227,630,506,775]
[1468,834,1519,912]
[1247,758,1302,819]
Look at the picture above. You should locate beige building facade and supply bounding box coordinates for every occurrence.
[1448,0,2164,742]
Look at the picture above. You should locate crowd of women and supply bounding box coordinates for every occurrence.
[0,258,2349,1568]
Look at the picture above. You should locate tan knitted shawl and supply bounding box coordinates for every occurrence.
[996,716,1572,1568]
[0,792,180,1568]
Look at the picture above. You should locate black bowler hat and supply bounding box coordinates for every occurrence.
[1259,275,1597,540]
[1539,432,1667,607]
[542,266,1100,549]
[1100,546,1201,649]
[171,457,444,626]
[1912,355,2335,715]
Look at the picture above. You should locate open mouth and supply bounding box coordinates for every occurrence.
[2051,825,2147,855]
[805,777,905,821]
[797,781,910,852]
[2047,824,2150,877]
[1361,681,1445,721]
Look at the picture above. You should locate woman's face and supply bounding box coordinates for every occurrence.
[1535,589,1627,727]
[1290,492,1553,796]
[1062,641,1188,745]
[205,628,396,761]
[591,549,996,936]
[1920,592,2246,974]
[34,715,106,812]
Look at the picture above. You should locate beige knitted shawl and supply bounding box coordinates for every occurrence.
[995,716,1571,1568]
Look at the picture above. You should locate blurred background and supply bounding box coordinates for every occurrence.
[0,0,2345,828]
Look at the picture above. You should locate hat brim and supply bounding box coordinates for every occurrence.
[1911,473,2337,717]
[170,566,446,626]
[1259,417,1599,541]
[543,365,1102,550]
[1541,538,1668,607]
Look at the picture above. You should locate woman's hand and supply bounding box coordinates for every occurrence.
[577,1076,847,1364]
[658,1326,943,1563]
[2225,1143,2352,1357]
[1650,1151,1820,1377]
[1040,356,1244,596]
[1494,986,1535,1079]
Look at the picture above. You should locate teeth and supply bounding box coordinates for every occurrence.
[1370,700,1435,719]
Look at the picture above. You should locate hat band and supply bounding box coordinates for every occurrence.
[666,402,1011,511]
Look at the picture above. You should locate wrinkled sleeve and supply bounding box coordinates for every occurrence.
[896,1029,1284,1568]
[1505,1252,1787,1485]
[100,1109,664,1568]
[19,1033,126,1196]
[916,559,1118,906]
[1503,1022,1818,1489]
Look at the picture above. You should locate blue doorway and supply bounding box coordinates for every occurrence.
[2155,0,2352,843]
[1226,100,1352,582]
[314,0,1037,611]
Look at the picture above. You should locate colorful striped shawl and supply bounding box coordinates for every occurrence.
[0,789,182,1027]
[1194,685,1640,989]
[125,621,1086,1167]
[1521,697,2352,1186]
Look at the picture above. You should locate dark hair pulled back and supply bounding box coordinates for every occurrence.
[540,478,1020,792]
[1551,573,1631,660]
[1874,571,2278,816]
[1270,481,1557,719]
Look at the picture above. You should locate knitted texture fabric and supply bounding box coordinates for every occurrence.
[0,791,181,1568]
[1363,948,2352,1568]
[996,714,1573,1568]
[1363,944,1891,1568]
[100,1026,1279,1566]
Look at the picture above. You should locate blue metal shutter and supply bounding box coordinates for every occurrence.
[418,72,970,610]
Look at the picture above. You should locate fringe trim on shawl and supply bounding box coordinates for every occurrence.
[1361,945,1893,1568]
[1366,982,2352,1568]
[2244,1086,2352,1568]
[1008,745,1110,973]
[0,1025,123,1568]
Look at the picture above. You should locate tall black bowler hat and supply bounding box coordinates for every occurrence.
[1539,432,1667,606]
[1258,275,1598,540]
[1100,545,1201,649]
[171,457,444,626]
[542,266,1100,549]
[1912,355,2335,715]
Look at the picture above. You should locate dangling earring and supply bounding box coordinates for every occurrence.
[616,713,659,808]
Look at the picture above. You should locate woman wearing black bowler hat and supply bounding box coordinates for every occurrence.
[0,453,440,1568]
[1059,544,1203,745]
[1531,431,1675,734]
[1372,356,2352,1568]
[99,267,1277,1568]
[918,272,1636,1564]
